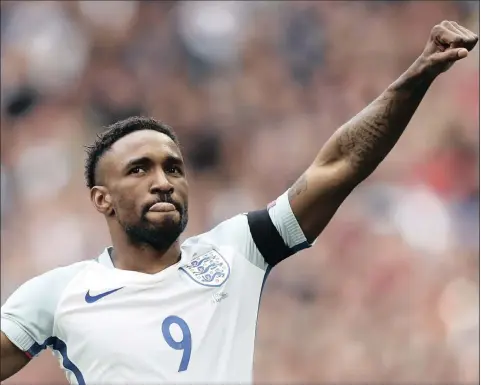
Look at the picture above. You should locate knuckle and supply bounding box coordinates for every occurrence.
[432,24,444,35]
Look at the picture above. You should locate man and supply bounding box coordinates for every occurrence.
[1,21,477,384]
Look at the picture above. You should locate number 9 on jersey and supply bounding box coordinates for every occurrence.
[161,316,192,372]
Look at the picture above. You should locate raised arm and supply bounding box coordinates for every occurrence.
[288,21,478,242]
[1,332,30,381]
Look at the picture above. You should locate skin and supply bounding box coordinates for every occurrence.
[1,20,477,382]
[0,332,29,381]
[92,129,190,274]
[288,21,478,242]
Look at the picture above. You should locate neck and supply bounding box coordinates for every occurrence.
[109,230,182,275]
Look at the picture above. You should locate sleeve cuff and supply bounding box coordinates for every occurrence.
[268,191,317,250]
[1,316,36,352]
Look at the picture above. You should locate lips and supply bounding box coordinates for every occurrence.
[148,202,176,212]
[144,196,182,215]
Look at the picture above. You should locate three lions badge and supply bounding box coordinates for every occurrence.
[181,250,230,287]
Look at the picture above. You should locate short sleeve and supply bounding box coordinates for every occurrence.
[1,262,87,357]
[266,190,316,254]
[198,214,269,271]
[200,190,314,270]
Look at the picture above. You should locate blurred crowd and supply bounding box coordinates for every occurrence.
[1,1,479,384]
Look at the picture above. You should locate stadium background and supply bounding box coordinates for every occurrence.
[0,1,479,384]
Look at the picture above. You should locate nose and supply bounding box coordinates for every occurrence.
[149,170,174,195]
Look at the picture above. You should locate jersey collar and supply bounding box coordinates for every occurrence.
[97,247,187,271]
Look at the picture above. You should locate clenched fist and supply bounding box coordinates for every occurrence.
[420,21,478,75]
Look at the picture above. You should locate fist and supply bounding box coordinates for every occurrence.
[421,21,478,74]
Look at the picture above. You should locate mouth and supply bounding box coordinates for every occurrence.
[148,202,177,213]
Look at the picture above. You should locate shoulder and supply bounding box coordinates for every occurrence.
[1,260,95,353]
[182,190,314,268]
[3,260,93,310]
[24,261,93,293]
[181,213,269,271]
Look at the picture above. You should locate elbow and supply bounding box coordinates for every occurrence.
[310,157,367,192]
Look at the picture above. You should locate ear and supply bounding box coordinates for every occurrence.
[90,186,115,216]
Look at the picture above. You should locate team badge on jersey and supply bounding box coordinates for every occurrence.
[181,250,230,287]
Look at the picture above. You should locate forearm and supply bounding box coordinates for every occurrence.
[315,57,435,183]
[288,21,476,242]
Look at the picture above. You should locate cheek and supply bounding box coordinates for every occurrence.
[176,182,189,204]
[114,194,140,218]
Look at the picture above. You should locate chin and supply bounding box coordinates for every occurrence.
[126,222,182,251]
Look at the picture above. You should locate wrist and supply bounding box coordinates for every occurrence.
[390,56,437,92]
[410,55,439,81]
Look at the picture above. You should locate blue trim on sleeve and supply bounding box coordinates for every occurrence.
[289,240,311,254]
[28,337,85,385]
[27,342,43,356]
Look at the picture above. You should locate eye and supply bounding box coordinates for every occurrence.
[166,165,182,175]
[129,166,146,175]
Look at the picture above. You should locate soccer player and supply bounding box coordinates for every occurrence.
[1,21,477,384]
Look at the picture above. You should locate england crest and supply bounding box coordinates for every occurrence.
[181,250,230,287]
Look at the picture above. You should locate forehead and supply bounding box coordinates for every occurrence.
[103,130,182,169]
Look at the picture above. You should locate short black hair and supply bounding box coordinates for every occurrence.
[84,116,180,189]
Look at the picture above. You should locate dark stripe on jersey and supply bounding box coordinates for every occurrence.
[246,209,293,266]
[28,337,85,385]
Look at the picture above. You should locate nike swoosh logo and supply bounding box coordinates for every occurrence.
[85,287,123,303]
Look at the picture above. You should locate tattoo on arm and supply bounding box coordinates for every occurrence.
[334,71,432,178]
[288,174,308,200]
[337,94,398,170]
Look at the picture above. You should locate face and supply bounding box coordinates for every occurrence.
[92,130,189,251]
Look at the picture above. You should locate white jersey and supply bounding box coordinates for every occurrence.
[1,191,312,384]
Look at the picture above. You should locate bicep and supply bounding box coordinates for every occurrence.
[288,162,357,242]
[1,331,30,381]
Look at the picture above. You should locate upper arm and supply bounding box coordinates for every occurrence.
[0,271,53,382]
[1,331,30,381]
[0,262,87,380]
[204,191,314,268]
[1,272,58,358]
[288,161,358,242]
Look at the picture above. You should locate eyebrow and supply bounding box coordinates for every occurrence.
[124,156,150,171]
[164,154,184,166]
[124,155,183,171]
